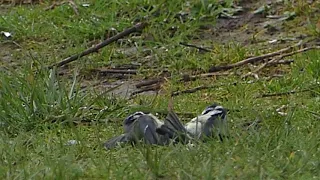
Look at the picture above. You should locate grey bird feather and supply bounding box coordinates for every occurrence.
[128,114,163,144]
[104,112,170,150]
[157,110,193,144]
[104,134,129,150]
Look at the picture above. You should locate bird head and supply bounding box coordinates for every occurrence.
[201,103,226,119]
[123,112,145,127]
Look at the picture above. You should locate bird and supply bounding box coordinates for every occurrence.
[185,103,228,141]
[104,112,170,150]
[157,103,228,142]
[104,103,228,149]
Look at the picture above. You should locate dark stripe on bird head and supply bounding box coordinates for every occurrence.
[201,103,221,115]
[123,111,145,125]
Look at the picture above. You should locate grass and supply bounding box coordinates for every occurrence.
[0,0,320,179]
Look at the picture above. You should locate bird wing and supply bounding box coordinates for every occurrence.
[134,115,161,145]
[165,110,187,133]
[212,114,229,140]
[156,124,174,137]
[159,110,193,143]
[203,112,228,140]
[104,134,129,150]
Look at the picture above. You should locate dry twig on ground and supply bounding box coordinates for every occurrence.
[49,22,148,68]
[179,42,211,52]
[256,89,311,98]
[242,46,320,78]
[208,41,303,72]
[180,72,232,82]
[131,83,161,97]
[132,42,318,97]
[92,68,137,75]
[135,78,164,88]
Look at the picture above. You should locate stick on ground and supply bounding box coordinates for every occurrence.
[92,68,137,75]
[131,84,161,97]
[180,72,231,82]
[257,89,311,98]
[208,41,303,72]
[48,22,148,69]
[242,46,320,78]
[179,42,211,52]
[135,78,164,88]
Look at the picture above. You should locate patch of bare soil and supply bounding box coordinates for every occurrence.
[0,42,21,69]
[201,0,311,48]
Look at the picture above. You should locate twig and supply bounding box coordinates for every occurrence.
[135,78,164,88]
[208,41,303,72]
[48,22,148,68]
[112,64,140,70]
[257,89,310,98]
[68,0,79,15]
[242,46,320,78]
[134,44,314,91]
[133,72,230,96]
[92,68,137,74]
[134,59,290,97]
[134,45,312,93]
[180,72,232,82]
[242,58,280,79]
[173,84,310,98]
[179,42,211,52]
[171,75,288,97]
[267,59,294,66]
[280,46,320,59]
[131,84,161,96]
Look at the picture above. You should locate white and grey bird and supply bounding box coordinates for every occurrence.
[104,112,170,150]
[157,103,228,142]
[185,103,228,141]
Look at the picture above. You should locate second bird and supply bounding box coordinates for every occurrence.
[157,103,228,142]
[104,112,170,150]
[185,103,228,141]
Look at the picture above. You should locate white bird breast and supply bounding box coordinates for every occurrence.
[184,109,224,137]
[184,115,210,136]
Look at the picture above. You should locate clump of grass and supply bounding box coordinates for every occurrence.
[0,65,80,134]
